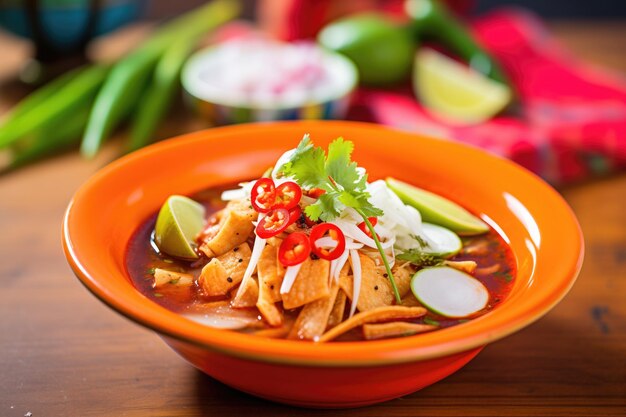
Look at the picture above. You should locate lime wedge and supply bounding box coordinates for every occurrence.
[413,48,511,124]
[386,177,488,235]
[154,195,206,259]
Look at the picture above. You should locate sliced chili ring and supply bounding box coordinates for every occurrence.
[250,178,276,213]
[357,217,378,238]
[307,187,326,199]
[309,223,346,261]
[278,232,311,266]
[256,208,290,239]
[274,181,302,211]
[287,205,303,227]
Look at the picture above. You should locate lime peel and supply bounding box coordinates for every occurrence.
[154,195,206,259]
[386,177,488,236]
[414,48,512,125]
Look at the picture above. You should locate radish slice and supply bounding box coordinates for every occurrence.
[421,223,462,257]
[411,267,489,318]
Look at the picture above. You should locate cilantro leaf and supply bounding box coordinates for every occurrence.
[396,249,443,267]
[326,137,361,192]
[305,193,341,221]
[281,135,328,190]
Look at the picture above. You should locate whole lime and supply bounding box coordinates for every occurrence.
[318,14,415,86]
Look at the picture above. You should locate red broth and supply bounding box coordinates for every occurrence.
[125,184,516,341]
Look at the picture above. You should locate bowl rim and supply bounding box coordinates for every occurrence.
[63,121,584,367]
[181,41,358,110]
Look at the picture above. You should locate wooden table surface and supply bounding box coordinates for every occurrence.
[1,21,625,417]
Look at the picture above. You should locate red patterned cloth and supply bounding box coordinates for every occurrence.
[348,10,626,184]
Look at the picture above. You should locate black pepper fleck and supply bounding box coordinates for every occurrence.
[233,247,239,252]
[374,286,379,291]
[270,285,275,290]
[383,273,388,278]
[227,277,233,283]
[238,258,243,263]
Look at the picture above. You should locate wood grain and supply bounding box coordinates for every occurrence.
[1,21,625,417]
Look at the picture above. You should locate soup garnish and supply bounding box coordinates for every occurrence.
[125,135,516,341]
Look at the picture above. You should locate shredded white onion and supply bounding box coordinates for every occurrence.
[349,249,362,317]
[314,236,338,250]
[280,263,303,294]
[220,188,247,201]
[331,219,395,250]
[271,148,297,179]
[333,249,351,282]
[235,213,266,300]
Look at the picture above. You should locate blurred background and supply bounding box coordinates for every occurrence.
[0,0,624,181]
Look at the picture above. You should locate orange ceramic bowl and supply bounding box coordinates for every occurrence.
[63,121,583,408]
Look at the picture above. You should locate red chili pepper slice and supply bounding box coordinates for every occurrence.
[309,223,346,261]
[307,187,326,199]
[256,208,290,238]
[273,181,302,210]
[278,232,311,266]
[357,217,378,238]
[250,178,276,213]
[287,205,302,226]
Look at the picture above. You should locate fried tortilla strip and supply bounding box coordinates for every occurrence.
[252,326,291,339]
[256,245,285,326]
[392,263,414,298]
[326,289,347,330]
[200,199,255,257]
[400,294,422,307]
[282,258,330,309]
[198,243,252,297]
[318,306,427,342]
[338,273,353,299]
[198,259,229,296]
[231,276,259,308]
[257,299,283,327]
[257,244,283,303]
[337,254,394,312]
[153,268,194,288]
[289,285,340,340]
[444,260,478,274]
[219,242,252,284]
[362,322,437,340]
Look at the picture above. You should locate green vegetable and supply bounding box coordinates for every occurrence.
[397,247,443,267]
[0,64,108,149]
[318,13,415,86]
[127,39,196,152]
[80,49,158,158]
[386,177,489,235]
[405,0,509,85]
[4,105,90,171]
[423,317,440,326]
[279,136,402,304]
[0,67,78,147]
[81,0,241,158]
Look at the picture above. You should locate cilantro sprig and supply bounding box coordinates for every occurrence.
[280,135,401,303]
